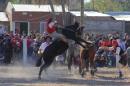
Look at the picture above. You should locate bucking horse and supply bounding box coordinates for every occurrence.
[38,22,95,79]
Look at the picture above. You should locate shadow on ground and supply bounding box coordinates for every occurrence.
[0,76,129,86]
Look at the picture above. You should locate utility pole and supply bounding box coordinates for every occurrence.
[61,0,66,26]
[80,0,85,69]
[48,0,56,20]
[80,0,84,26]
[38,0,41,7]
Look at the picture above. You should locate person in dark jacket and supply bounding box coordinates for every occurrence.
[3,34,13,64]
[0,35,4,60]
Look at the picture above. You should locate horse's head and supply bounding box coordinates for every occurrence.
[76,26,84,36]
[74,21,80,29]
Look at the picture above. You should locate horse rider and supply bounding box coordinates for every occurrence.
[47,18,92,49]
[46,18,66,42]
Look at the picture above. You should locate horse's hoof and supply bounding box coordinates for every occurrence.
[38,76,41,80]
[118,71,123,78]
[81,73,84,77]
[81,71,85,77]
[91,70,95,76]
[94,68,97,72]
[119,73,123,78]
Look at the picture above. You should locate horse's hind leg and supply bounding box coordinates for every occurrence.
[38,61,52,80]
[67,53,73,72]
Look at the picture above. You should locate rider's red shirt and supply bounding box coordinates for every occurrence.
[47,22,56,34]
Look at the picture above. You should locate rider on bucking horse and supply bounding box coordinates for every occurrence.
[38,18,94,79]
[46,18,92,49]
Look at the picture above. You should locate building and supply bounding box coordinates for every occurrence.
[70,11,124,35]
[106,12,130,34]
[1,2,127,36]
[6,2,70,35]
[0,12,9,32]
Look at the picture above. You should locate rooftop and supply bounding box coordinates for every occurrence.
[12,4,68,12]
[70,11,111,17]
[106,12,130,21]
[0,12,8,21]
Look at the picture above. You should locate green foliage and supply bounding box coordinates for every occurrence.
[121,0,130,11]
[10,0,20,4]
[9,0,68,4]
[84,0,130,12]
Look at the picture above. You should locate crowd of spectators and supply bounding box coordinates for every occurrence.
[94,32,130,67]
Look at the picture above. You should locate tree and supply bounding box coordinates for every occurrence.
[0,0,9,11]
[119,0,130,11]
[84,0,124,12]
[10,0,18,4]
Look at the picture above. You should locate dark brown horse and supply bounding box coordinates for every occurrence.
[38,39,69,80]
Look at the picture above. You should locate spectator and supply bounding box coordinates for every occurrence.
[3,34,13,64]
[124,42,130,67]
[38,36,52,54]
[36,35,52,67]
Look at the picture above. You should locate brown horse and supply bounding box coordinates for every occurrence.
[78,33,96,77]
[63,26,96,77]
[79,44,96,77]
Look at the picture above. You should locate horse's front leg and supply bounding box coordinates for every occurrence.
[89,49,97,76]
[90,60,97,76]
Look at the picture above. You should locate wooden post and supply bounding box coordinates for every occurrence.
[23,37,27,64]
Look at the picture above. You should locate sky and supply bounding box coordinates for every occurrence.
[84,0,91,3]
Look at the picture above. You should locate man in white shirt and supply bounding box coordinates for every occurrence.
[36,36,52,67]
[38,36,52,54]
